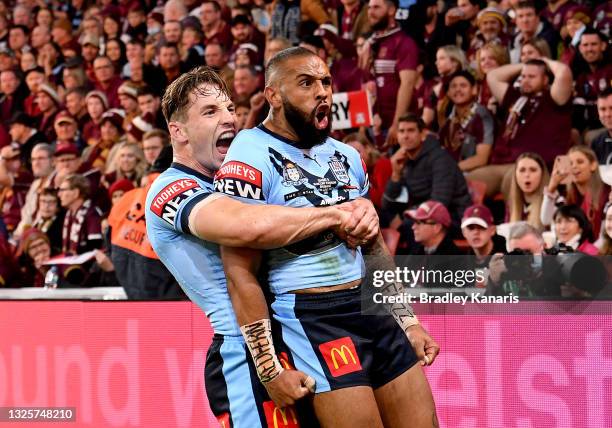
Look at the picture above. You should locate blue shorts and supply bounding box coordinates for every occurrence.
[205,334,319,428]
[271,286,418,393]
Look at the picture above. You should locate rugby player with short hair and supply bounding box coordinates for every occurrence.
[145,66,378,427]
[218,47,439,427]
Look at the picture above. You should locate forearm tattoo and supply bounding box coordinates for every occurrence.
[240,319,284,383]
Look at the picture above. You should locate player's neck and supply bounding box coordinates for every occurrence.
[263,113,299,143]
[173,153,215,179]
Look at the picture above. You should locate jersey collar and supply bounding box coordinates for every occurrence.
[257,124,320,150]
[171,162,213,184]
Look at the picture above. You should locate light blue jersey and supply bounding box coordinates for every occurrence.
[214,125,369,294]
[145,163,240,336]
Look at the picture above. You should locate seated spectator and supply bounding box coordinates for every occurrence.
[8,112,47,168]
[65,87,90,130]
[540,0,578,33]
[93,56,123,108]
[15,227,52,287]
[382,114,471,248]
[204,42,234,90]
[469,58,573,196]
[599,202,612,255]
[83,90,109,143]
[405,200,460,256]
[343,132,391,210]
[106,38,127,75]
[509,1,558,64]
[234,99,250,131]
[233,65,260,101]
[158,42,187,88]
[592,88,612,164]
[141,129,170,167]
[0,68,27,123]
[53,110,84,149]
[31,188,64,253]
[137,86,166,130]
[45,142,81,190]
[558,6,591,66]
[487,222,563,297]
[229,14,265,63]
[117,82,140,127]
[468,6,509,63]
[58,173,103,255]
[14,143,54,238]
[519,37,553,63]
[84,109,125,172]
[0,143,33,234]
[572,28,611,134]
[108,179,135,206]
[542,145,608,238]
[551,204,599,255]
[126,113,155,144]
[200,0,233,51]
[23,67,45,117]
[443,0,484,52]
[36,83,62,142]
[507,152,549,230]
[439,70,494,171]
[461,204,506,267]
[180,24,205,71]
[103,141,146,188]
[476,42,510,113]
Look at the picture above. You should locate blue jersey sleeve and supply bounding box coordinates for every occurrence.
[214,128,273,205]
[146,175,211,235]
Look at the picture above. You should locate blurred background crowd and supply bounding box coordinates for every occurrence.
[0,0,610,298]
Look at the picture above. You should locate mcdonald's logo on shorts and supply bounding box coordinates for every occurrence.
[318,336,362,377]
[217,412,230,428]
[263,401,300,428]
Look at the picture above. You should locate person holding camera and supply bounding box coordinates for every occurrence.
[487,222,563,297]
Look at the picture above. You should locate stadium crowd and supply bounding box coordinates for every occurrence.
[0,0,610,298]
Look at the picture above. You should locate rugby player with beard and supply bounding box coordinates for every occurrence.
[217,48,439,427]
[145,66,379,427]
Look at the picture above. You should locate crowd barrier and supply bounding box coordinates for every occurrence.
[0,300,610,427]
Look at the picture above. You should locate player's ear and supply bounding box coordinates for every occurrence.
[168,121,187,145]
[265,86,282,109]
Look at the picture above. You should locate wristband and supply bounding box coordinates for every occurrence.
[240,319,284,383]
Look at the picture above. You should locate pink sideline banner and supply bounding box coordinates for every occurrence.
[0,301,610,428]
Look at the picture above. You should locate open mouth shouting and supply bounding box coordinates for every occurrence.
[216,130,236,155]
[314,103,330,130]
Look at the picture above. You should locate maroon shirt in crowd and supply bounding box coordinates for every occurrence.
[370,27,419,128]
[493,86,572,166]
[95,75,124,109]
[540,1,577,31]
[61,199,103,255]
[1,168,33,232]
[204,22,233,52]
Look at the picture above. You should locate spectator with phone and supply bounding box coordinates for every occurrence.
[542,145,608,237]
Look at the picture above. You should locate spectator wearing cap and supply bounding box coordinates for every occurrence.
[406,200,461,255]
[510,1,559,64]
[14,143,54,239]
[136,86,167,130]
[200,0,233,51]
[93,56,124,109]
[467,7,508,63]
[439,70,494,172]
[8,112,48,167]
[382,114,471,250]
[0,143,34,234]
[0,68,27,123]
[559,5,590,66]
[361,0,419,147]
[141,129,170,166]
[461,204,506,266]
[58,173,103,255]
[126,113,155,144]
[23,67,46,117]
[572,29,612,135]
[36,83,62,142]
[541,0,577,32]
[82,90,109,143]
[204,42,234,90]
[47,142,82,190]
[53,110,84,150]
[118,82,141,128]
[80,34,100,81]
[230,15,265,63]
[65,87,90,131]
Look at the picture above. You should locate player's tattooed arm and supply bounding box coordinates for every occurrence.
[362,233,440,366]
[221,246,315,406]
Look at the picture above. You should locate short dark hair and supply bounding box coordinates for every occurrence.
[38,187,58,199]
[127,38,145,49]
[598,87,612,100]
[265,46,318,86]
[580,27,608,44]
[202,0,221,12]
[161,66,231,123]
[397,113,425,131]
[515,1,536,12]
[10,24,29,35]
[553,204,594,244]
[65,86,88,99]
[524,58,553,81]
[446,70,476,89]
[158,41,180,54]
[137,85,158,98]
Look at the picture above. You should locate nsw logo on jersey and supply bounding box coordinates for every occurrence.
[150,179,201,225]
[214,161,264,200]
